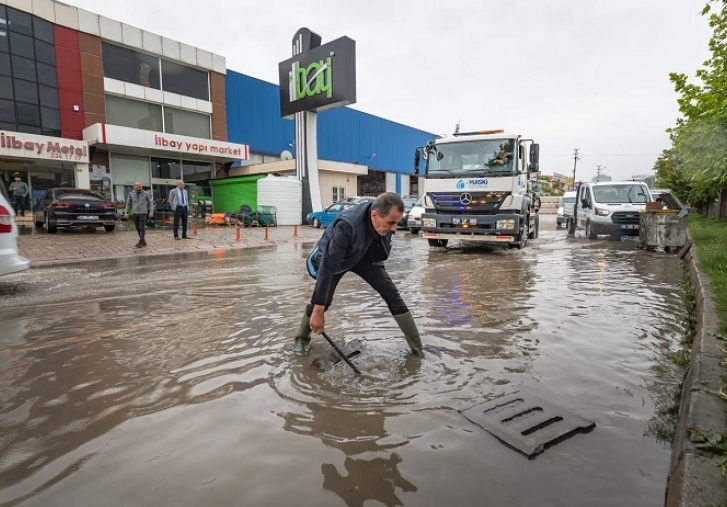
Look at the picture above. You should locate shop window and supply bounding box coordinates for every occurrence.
[13,78,37,104]
[32,16,53,44]
[0,99,15,123]
[9,31,34,59]
[161,59,209,101]
[16,124,40,134]
[151,157,181,180]
[110,153,151,187]
[181,160,211,181]
[16,101,39,126]
[0,54,10,76]
[36,62,56,87]
[164,106,211,139]
[106,94,163,132]
[40,106,59,130]
[7,7,32,36]
[34,40,54,65]
[102,42,160,89]
[0,75,12,100]
[38,84,58,109]
[11,55,36,82]
[0,8,8,54]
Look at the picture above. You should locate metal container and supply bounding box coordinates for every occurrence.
[639,191,688,252]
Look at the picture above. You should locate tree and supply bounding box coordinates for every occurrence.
[665,1,727,209]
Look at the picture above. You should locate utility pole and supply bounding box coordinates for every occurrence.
[596,164,606,182]
[572,148,580,190]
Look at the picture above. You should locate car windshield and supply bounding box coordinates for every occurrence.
[402,197,418,210]
[57,190,104,201]
[593,184,650,204]
[426,139,518,177]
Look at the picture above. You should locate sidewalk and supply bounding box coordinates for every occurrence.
[15,217,324,265]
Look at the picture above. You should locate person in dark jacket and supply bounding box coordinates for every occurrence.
[294,192,423,356]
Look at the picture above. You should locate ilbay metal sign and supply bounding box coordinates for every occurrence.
[278,36,357,119]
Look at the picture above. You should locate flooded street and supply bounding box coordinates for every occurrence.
[0,218,687,507]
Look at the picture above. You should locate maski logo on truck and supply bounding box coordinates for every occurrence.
[457,179,489,189]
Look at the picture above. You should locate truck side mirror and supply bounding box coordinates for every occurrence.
[528,143,540,172]
[414,148,420,175]
[580,198,589,209]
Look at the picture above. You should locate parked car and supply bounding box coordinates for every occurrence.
[306,202,357,228]
[0,178,30,276]
[33,188,117,234]
[407,195,425,234]
[399,195,419,229]
[342,196,376,204]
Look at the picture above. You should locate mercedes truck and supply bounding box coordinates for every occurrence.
[413,130,540,249]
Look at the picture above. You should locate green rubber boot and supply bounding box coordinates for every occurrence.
[394,311,423,355]
[293,313,312,355]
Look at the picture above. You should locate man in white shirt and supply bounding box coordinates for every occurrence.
[168,180,191,240]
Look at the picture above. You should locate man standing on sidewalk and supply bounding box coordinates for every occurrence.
[168,180,190,240]
[8,173,29,217]
[126,181,152,248]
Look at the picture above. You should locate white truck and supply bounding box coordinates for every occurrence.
[413,130,540,249]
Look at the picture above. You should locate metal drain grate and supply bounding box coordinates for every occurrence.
[310,339,365,372]
[460,392,595,457]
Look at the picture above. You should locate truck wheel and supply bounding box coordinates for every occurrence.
[567,218,576,235]
[586,220,597,239]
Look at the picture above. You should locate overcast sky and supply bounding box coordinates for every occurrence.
[63,0,712,182]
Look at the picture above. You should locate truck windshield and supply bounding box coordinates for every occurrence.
[426,139,517,177]
[593,184,650,204]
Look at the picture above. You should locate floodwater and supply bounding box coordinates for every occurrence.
[0,219,688,507]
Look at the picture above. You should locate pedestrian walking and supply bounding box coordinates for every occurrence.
[8,173,29,217]
[126,181,152,248]
[168,180,191,240]
[293,192,423,356]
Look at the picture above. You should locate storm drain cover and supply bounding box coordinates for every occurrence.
[460,392,595,457]
[310,339,365,372]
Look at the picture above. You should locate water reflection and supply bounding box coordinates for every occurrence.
[0,233,690,507]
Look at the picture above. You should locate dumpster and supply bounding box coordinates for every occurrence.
[639,191,688,252]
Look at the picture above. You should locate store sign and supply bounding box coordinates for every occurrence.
[0,131,89,162]
[83,124,249,161]
[278,36,357,119]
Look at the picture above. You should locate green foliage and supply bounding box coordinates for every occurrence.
[661,1,727,208]
[688,428,727,475]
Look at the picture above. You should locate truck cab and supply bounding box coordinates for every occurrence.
[414,131,540,249]
[570,181,653,239]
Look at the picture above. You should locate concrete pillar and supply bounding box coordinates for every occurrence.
[75,163,90,189]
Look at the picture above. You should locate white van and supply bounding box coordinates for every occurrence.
[557,191,577,229]
[0,178,30,276]
[571,181,653,239]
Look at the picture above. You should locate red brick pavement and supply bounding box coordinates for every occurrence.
[15,217,324,265]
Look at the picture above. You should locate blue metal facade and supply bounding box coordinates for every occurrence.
[226,71,435,174]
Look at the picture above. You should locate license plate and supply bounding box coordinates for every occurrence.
[453,218,477,225]
[620,224,638,229]
[77,215,99,220]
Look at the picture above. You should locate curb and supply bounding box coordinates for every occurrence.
[666,235,727,506]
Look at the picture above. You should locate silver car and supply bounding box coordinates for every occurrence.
[0,178,30,276]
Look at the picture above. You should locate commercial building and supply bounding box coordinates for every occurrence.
[0,0,248,209]
[1,0,434,215]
